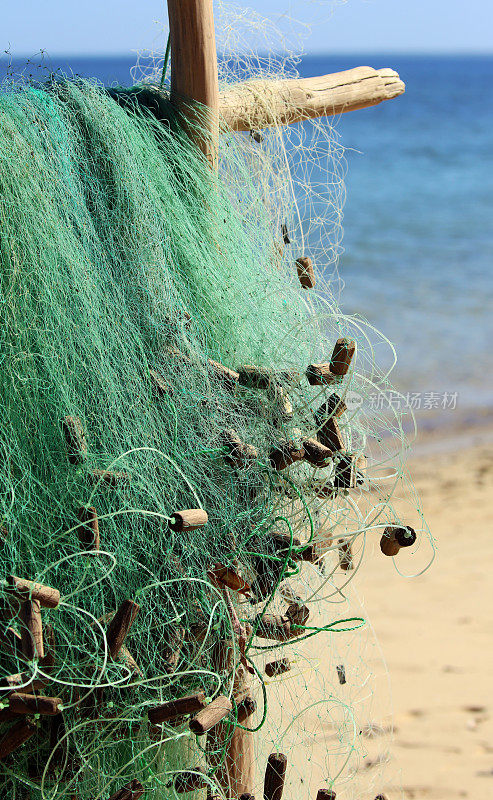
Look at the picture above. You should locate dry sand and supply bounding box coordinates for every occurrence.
[357,424,493,799]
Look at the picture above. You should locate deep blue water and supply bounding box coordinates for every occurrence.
[2,53,492,415]
[301,55,493,414]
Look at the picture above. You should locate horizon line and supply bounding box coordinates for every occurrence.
[2,49,493,60]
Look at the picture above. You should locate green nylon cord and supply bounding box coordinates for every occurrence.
[0,69,430,800]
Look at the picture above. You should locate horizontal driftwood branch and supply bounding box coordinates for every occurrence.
[218,66,405,130]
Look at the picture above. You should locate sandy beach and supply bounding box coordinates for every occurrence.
[357,421,493,799]
[250,418,493,800]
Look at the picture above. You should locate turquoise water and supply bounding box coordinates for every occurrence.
[2,53,492,418]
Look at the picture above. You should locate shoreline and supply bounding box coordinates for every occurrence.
[381,403,493,459]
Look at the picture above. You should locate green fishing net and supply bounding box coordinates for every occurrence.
[0,51,432,800]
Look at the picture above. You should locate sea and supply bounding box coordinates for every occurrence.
[2,53,492,432]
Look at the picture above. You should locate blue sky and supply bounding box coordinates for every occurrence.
[2,0,490,56]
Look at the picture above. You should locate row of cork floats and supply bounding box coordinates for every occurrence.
[0,576,61,760]
[209,339,356,477]
[147,687,252,739]
[149,335,363,485]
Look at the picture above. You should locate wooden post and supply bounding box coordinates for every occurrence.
[167,0,219,165]
[219,67,405,130]
[166,4,252,795]
[206,645,255,798]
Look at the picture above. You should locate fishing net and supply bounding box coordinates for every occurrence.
[0,7,433,800]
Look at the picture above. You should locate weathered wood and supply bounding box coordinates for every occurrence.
[77,506,100,550]
[221,429,258,468]
[61,415,87,464]
[338,540,353,571]
[238,366,299,391]
[169,508,208,532]
[296,257,316,289]
[19,599,44,660]
[189,694,232,734]
[148,692,207,724]
[9,692,62,716]
[168,0,219,165]
[0,708,18,724]
[208,359,240,390]
[303,438,332,467]
[315,394,347,421]
[6,576,60,609]
[0,718,36,760]
[306,364,339,387]
[265,658,290,678]
[270,440,305,471]
[150,368,173,397]
[264,753,287,800]
[105,600,140,659]
[238,365,274,390]
[333,454,352,488]
[336,452,366,489]
[0,671,49,694]
[301,543,316,563]
[208,661,255,798]
[336,665,346,685]
[274,387,293,421]
[236,695,256,724]
[220,67,404,130]
[270,531,302,553]
[253,614,291,641]
[317,417,345,452]
[163,626,185,674]
[285,603,309,628]
[208,563,251,595]
[120,645,142,676]
[330,338,355,376]
[90,469,130,487]
[49,712,67,773]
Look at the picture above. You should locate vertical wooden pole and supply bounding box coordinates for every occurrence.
[206,642,255,799]
[167,0,219,166]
